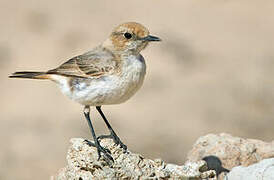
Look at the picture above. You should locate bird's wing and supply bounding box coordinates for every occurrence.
[47,47,118,78]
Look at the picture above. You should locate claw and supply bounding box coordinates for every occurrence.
[84,139,96,147]
[97,145,114,162]
[97,135,112,141]
[84,139,113,162]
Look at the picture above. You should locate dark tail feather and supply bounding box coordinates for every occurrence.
[9,71,50,79]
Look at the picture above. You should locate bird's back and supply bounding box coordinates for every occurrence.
[47,46,119,78]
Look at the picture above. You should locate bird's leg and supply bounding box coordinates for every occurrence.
[83,106,113,162]
[96,106,127,151]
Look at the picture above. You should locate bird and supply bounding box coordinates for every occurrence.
[9,22,161,161]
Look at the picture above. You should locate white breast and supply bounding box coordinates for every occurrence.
[54,54,146,106]
[115,54,146,103]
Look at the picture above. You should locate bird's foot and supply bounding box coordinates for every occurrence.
[84,139,113,162]
[97,132,127,152]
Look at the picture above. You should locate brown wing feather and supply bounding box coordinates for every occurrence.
[47,46,118,78]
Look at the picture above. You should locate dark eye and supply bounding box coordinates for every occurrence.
[124,32,132,39]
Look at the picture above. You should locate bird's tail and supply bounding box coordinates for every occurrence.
[9,71,50,80]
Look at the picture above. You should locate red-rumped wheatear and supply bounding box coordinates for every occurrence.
[9,22,161,161]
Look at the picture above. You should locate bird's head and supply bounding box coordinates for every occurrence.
[103,22,161,55]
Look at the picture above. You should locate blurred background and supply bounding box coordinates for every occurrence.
[1,0,274,179]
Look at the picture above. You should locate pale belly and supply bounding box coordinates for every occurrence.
[53,55,146,106]
[67,73,145,106]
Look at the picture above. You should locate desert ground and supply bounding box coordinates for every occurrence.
[1,0,274,179]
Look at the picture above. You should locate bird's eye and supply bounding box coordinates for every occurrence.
[124,32,132,39]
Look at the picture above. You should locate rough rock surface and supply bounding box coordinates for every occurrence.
[226,158,274,180]
[187,133,274,179]
[187,133,274,168]
[52,138,216,180]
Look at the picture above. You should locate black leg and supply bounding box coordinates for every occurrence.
[83,106,113,162]
[96,106,127,151]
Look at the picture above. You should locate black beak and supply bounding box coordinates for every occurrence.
[142,35,161,42]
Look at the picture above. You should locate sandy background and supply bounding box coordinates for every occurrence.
[1,0,274,179]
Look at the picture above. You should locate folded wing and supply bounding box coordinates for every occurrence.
[47,46,118,78]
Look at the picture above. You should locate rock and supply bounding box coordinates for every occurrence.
[52,138,216,180]
[187,133,274,179]
[226,158,274,180]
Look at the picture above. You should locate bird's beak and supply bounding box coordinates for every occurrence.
[141,35,161,42]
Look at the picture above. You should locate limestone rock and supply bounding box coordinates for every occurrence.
[187,133,274,179]
[187,133,274,168]
[226,158,274,180]
[52,138,216,180]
